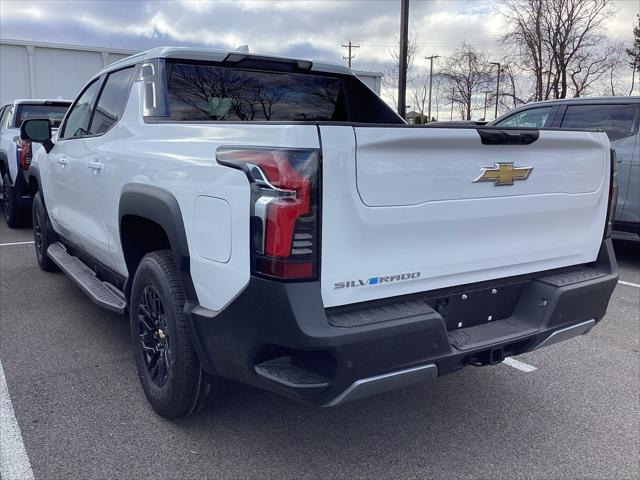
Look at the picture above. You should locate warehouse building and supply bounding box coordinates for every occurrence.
[0,38,383,105]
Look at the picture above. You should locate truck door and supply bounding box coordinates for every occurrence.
[64,66,136,266]
[49,77,104,240]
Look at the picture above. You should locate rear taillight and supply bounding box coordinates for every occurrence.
[17,139,32,170]
[216,147,320,280]
[604,148,617,239]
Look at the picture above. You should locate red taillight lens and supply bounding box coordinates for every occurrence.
[216,147,320,280]
[604,149,617,239]
[17,139,32,170]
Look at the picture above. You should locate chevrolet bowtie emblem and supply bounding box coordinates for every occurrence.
[472,162,533,186]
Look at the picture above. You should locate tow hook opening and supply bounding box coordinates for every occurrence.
[465,347,505,367]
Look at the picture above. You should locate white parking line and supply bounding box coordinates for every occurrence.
[503,357,538,372]
[0,241,34,247]
[618,280,640,289]
[0,360,34,480]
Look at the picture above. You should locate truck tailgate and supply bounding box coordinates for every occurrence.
[319,125,611,308]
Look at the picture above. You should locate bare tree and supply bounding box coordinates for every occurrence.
[438,43,491,120]
[501,0,614,100]
[570,41,625,96]
[382,37,419,110]
[627,14,640,95]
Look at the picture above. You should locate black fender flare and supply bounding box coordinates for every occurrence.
[118,183,198,305]
[0,150,11,183]
[27,163,43,200]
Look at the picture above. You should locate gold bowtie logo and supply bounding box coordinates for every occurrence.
[473,162,533,186]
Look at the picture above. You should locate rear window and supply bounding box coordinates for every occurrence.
[560,104,638,141]
[166,62,348,122]
[15,104,69,128]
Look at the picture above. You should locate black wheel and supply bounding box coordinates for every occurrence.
[32,191,59,272]
[3,173,25,228]
[130,250,219,419]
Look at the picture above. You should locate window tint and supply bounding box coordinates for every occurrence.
[496,106,553,128]
[89,67,135,134]
[16,104,70,128]
[60,79,102,139]
[166,62,348,122]
[561,104,638,141]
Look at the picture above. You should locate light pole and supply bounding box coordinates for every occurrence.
[483,90,490,120]
[490,61,501,119]
[425,54,440,123]
[397,0,409,119]
[450,87,455,121]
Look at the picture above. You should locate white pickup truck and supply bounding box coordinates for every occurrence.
[0,99,70,227]
[22,47,618,418]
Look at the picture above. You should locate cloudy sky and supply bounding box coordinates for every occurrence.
[1,0,638,115]
[1,0,637,72]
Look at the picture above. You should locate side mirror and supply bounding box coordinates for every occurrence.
[20,119,54,153]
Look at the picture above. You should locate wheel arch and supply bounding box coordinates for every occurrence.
[118,184,198,305]
[27,164,42,199]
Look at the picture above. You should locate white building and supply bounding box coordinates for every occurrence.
[0,38,383,105]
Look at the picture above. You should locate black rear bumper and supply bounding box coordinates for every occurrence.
[188,240,618,406]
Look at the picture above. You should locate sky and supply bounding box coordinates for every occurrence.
[1,0,638,114]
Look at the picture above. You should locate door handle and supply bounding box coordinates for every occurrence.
[88,160,104,171]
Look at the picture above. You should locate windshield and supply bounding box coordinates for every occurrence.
[16,104,70,128]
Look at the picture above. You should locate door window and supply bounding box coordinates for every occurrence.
[560,104,638,141]
[495,106,554,128]
[0,105,12,129]
[60,78,102,139]
[89,67,135,135]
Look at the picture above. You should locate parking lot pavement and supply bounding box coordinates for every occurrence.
[1,220,638,480]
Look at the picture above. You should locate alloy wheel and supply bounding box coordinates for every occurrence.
[137,285,172,387]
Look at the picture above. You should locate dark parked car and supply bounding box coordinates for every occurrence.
[491,97,640,241]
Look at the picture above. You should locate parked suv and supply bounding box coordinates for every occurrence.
[491,97,640,241]
[22,48,618,418]
[0,99,71,227]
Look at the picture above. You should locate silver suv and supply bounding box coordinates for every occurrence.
[492,97,640,241]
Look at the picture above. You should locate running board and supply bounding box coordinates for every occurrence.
[47,242,126,313]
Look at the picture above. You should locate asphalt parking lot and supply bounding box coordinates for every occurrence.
[1,219,638,480]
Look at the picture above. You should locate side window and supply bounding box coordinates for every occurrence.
[496,106,554,128]
[560,104,638,141]
[89,67,135,135]
[0,105,14,129]
[60,78,102,139]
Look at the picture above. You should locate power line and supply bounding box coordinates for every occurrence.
[341,40,360,68]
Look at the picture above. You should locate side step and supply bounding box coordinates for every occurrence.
[254,357,330,397]
[47,242,126,313]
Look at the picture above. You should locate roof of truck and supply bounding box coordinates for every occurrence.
[5,98,72,106]
[97,46,354,78]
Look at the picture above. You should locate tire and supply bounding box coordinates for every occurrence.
[32,191,59,272]
[3,173,26,228]
[130,250,219,419]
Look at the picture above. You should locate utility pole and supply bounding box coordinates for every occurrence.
[341,40,359,69]
[425,54,439,123]
[397,0,409,119]
[490,61,501,119]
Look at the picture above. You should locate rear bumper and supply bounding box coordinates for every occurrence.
[188,240,618,407]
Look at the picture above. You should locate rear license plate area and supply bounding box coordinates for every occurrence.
[430,283,527,331]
